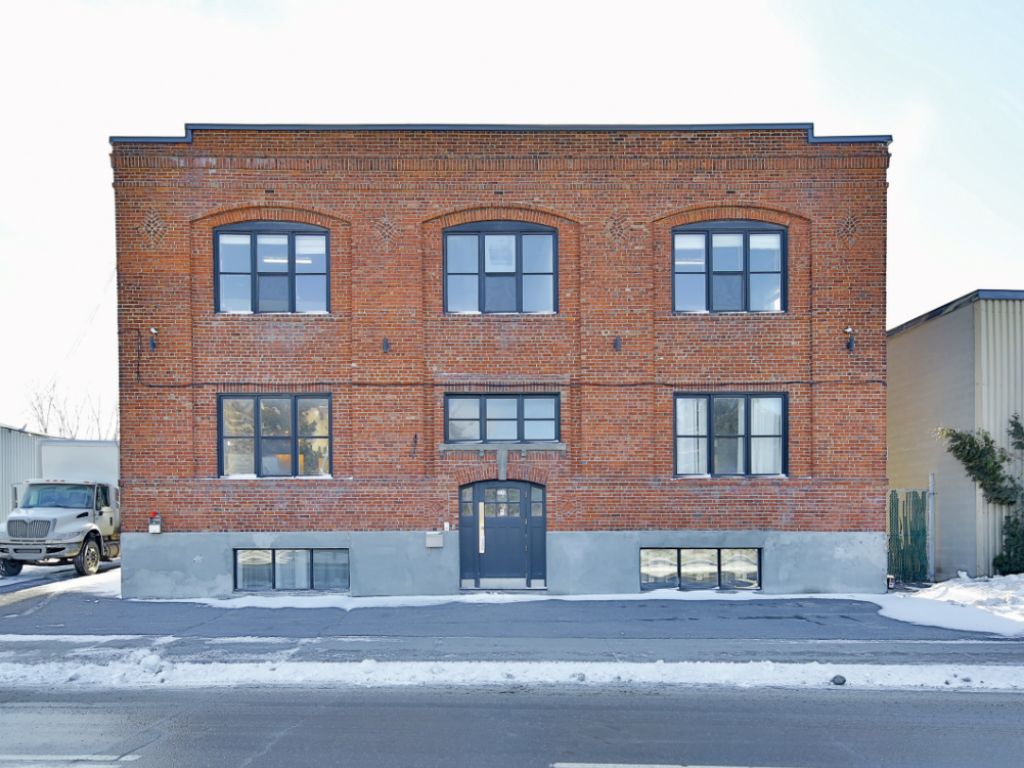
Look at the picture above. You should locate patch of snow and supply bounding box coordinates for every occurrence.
[0,565,121,601]
[0,564,79,588]
[871,592,1024,638]
[0,634,141,643]
[0,652,1022,691]
[902,574,1024,623]
[22,568,121,599]
[860,574,1024,636]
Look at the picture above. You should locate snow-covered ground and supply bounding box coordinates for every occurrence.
[901,574,1024,625]
[0,651,1021,692]
[0,564,81,590]
[0,565,121,599]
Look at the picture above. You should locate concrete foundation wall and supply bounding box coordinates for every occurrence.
[547,530,885,595]
[121,529,885,598]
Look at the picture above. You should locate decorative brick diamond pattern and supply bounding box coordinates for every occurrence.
[374,213,397,250]
[837,213,858,246]
[605,213,629,247]
[139,209,167,248]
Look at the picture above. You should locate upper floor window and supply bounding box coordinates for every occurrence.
[675,393,786,476]
[444,221,557,314]
[215,221,329,314]
[673,221,786,313]
[445,394,560,443]
[219,394,331,477]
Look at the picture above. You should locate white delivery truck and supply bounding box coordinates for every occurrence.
[0,440,120,577]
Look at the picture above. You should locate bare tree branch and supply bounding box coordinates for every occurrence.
[27,382,57,435]
[27,383,119,440]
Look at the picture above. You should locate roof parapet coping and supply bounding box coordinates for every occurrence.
[110,122,892,146]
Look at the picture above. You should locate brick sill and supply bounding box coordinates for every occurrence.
[440,442,566,453]
[214,311,331,317]
[672,474,789,480]
[442,312,559,319]
[668,311,787,317]
[219,474,334,480]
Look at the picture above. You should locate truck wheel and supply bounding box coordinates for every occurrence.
[0,559,23,577]
[74,537,101,576]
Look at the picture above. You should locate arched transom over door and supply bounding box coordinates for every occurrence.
[459,481,546,589]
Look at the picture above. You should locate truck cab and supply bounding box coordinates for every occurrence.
[0,440,120,578]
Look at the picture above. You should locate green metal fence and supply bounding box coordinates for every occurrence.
[888,489,928,583]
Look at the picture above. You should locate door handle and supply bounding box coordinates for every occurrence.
[478,501,485,555]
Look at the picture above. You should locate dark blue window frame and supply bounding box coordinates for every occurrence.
[672,220,787,313]
[214,220,330,314]
[443,220,558,314]
[218,393,333,478]
[445,394,561,443]
[640,547,762,591]
[233,548,350,592]
[673,393,788,477]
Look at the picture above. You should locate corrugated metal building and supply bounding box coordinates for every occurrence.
[0,424,52,525]
[888,290,1024,578]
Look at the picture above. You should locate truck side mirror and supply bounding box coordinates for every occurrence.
[10,486,16,511]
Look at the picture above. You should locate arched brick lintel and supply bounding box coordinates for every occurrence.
[190,203,351,229]
[449,462,551,487]
[423,204,579,230]
[653,203,810,229]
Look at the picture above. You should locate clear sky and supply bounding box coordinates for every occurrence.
[0,0,1021,431]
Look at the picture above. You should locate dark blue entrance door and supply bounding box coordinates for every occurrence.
[459,481,546,588]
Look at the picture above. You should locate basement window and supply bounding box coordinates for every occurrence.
[640,547,761,590]
[234,548,350,591]
[215,221,329,313]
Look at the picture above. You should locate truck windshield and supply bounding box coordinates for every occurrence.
[20,484,93,509]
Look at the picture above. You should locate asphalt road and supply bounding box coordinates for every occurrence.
[0,686,1021,768]
[3,582,1022,667]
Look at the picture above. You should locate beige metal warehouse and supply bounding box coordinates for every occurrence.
[888,290,1024,578]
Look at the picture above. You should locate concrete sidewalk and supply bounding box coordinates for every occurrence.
[1,573,1022,670]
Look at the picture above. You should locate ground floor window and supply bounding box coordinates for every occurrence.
[640,547,761,590]
[234,548,349,591]
[219,394,331,478]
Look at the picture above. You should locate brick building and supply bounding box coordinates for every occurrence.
[111,123,890,598]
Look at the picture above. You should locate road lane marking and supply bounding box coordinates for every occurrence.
[550,764,796,768]
[0,634,142,643]
[0,755,139,763]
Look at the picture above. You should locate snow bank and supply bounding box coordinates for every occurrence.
[0,652,1021,691]
[27,568,121,599]
[872,591,1024,637]
[898,574,1024,624]
[0,564,79,588]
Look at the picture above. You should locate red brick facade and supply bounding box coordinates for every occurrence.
[112,126,889,537]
